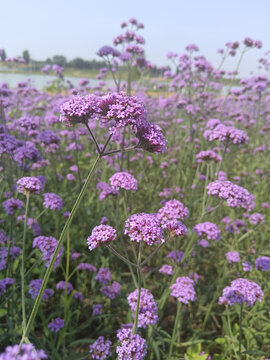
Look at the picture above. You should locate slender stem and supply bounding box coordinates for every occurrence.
[35,208,47,220]
[84,121,101,154]
[132,242,143,334]
[62,229,71,351]
[21,193,30,334]
[169,302,182,357]
[21,152,103,342]
[226,305,238,359]
[103,145,138,156]
[106,245,138,268]
[140,242,165,267]
[239,303,243,359]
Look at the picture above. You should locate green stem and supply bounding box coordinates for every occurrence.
[21,193,30,334]
[21,152,103,342]
[106,245,138,268]
[169,301,182,357]
[226,305,238,359]
[132,242,143,335]
[239,303,243,359]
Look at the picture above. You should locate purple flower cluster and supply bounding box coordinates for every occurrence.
[116,328,147,360]
[96,268,112,284]
[101,281,122,299]
[226,251,240,264]
[157,199,189,223]
[159,264,173,275]
[0,344,47,360]
[97,182,119,201]
[2,197,24,215]
[87,225,117,251]
[135,123,167,153]
[28,279,54,300]
[219,278,264,307]
[92,304,103,315]
[109,171,138,191]
[193,222,220,240]
[196,150,222,163]
[170,277,196,304]
[207,180,255,210]
[33,236,63,268]
[255,256,270,271]
[167,250,184,263]
[0,278,14,295]
[204,124,249,145]
[43,193,63,211]
[17,176,43,195]
[89,336,112,359]
[127,288,158,328]
[48,318,65,332]
[56,280,73,294]
[249,212,265,225]
[77,262,97,272]
[124,213,164,246]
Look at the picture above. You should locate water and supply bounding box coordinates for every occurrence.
[0,72,111,90]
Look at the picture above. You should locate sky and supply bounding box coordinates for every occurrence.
[1,0,270,76]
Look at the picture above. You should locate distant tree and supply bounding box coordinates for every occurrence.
[52,55,67,67]
[69,57,85,69]
[0,49,6,61]
[22,50,30,64]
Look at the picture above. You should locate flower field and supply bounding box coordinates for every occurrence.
[0,18,270,360]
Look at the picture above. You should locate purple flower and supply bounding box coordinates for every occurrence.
[170,277,196,304]
[109,171,138,191]
[2,198,24,215]
[159,264,173,275]
[127,288,158,328]
[167,250,184,263]
[97,46,121,57]
[219,278,264,307]
[96,268,111,284]
[92,304,103,315]
[0,343,47,360]
[74,291,84,301]
[97,182,119,201]
[207,180,255,211]
[87,225,117,251]
[161,219,188,237]
[48,318,64,332]
[77,262,97,272]
[193,222,220,241]
[0,278,14,295]
[196,150,222,163]
[198,239,210,248]
[89,336,112,359]
[101,281,122,299]
[28,279,54,300]
[203,124,249,145]
[56,281,73,294]
[60,94,98,126]
[116,328,147,360]
[43,193,63,211]
[17,176,43,195]
[33,236,63,268]
[136,123,167,153]
[249,213,264,225]
[157,199,189,223]
[255,256,270,271]
[124,213,164,246]
[226,251,240,264]
[242,261,252,272]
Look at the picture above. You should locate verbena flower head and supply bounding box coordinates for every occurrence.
[127,288,158,328]
[92,304,103,316]
[249,212,265,225]
[95,268,111,284]
[116,328,147,360]
[170,276,196,304]
[17,176,43,195]
[89,336,112,359]
[255,256,270,271]
[207,180,255,210]
[109,171,138,191]
[193,222,220,240]
[135,123,167,153]
[226,251,240,263]
[60,94,98,126]
[0,278,14,295]
[0,344,47,360]
[48,318,64,332]
[97,45,121,57]
[101,281,122,299]
[87,225,117,251]
[77,262,97,272]
[161,219,188,237]
[2,198,24,215]
[43,193,63,211]
[56,280,73,294]
[167,250,184,263]
[203,124,249,145]
[157,199,189,223]
[33,236,63,268]
[28,279,54,300]
[97,182,119,201]
[159,264,173,275]
[124,213,164,246]
[196,150,222,163]
[219,278,264,306]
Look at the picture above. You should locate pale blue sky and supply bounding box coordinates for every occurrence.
[1,0,270,75]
